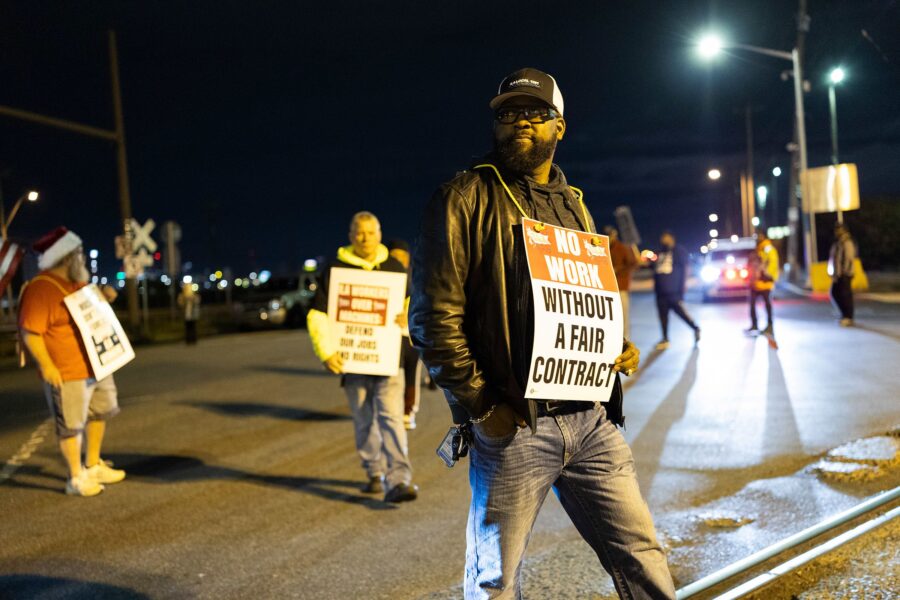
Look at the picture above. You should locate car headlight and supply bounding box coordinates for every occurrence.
[700,266,721,283]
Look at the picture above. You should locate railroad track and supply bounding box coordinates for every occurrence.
[675,486,900,599]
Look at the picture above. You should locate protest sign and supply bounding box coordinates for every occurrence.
[522,219,624,402]
[326,267,407,376]
[63,284,135,380]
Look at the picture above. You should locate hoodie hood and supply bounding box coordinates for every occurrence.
[337,244,390,270]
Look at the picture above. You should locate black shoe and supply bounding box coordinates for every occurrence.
[384,482,418,503]
[694,327,701,344]
[362,476,384,494]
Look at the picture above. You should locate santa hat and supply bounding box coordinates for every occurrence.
[35,226,83,270]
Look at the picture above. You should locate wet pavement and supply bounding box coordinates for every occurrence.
[1,290,898,598]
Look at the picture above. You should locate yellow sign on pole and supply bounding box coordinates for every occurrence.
[801,163,860,214]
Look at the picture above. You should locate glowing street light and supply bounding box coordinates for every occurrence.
[707,168,722,180]
[1,188,40,240]
[772,166,782,177]
[829,67,845,85]
[752,216,760,227]
[709,229,719,238]
[697,34,724,59]
[757,185,768,209]
[708,213,719,223]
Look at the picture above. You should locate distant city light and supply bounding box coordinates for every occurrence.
[772,166,782,177]
[303,258,318,272]
[183,275,193,284]
[752,216,761,227]
[757,185,768,209]
[700,245,709,254]
[709,229,719,238]
[116,271,125,281]
[89,249,99,259]
[209,273,217,282]
[192,283,200,292]
[27,190,39,201]
[214,270,223,279]
[697,34,723,59]
[92,276,99,284]
[829,67,845,84]
[709,240,719,249]
[218,280,228,290]
[235,278,243,286]
[259,270,272,283]
[100,277,108,285]
[708,213,719,223]
[249,272,258,280]
[707,168,722,181]
[730,234,739,242]
[117,280,125,288]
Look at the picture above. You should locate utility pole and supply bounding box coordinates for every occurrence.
[787,0,812,279]
[0,30,140,329]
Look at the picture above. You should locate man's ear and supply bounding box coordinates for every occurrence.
[556,117,566,141]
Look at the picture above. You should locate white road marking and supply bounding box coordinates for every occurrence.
[0,419,53,485]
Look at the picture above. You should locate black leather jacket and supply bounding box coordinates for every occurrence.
[410,161,624,430]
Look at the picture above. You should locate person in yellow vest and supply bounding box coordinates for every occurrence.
[18,227,126,497]
[746,230,780,336]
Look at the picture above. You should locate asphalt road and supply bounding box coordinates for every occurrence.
[1,290,898,599]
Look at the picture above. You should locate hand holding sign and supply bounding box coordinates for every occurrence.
[323,352,345,374]
[613,340,640,376]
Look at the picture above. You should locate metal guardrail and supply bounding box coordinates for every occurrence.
[675,486,900,599]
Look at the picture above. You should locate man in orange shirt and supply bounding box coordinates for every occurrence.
[18,227,126,497]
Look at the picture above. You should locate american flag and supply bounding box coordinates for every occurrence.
[0,239,25,297]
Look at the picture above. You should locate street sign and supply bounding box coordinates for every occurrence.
[130,218,157,253]
[123,255,143,278]
[114,235,129,259]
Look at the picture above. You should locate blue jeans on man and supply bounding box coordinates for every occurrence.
[465,403,675,599]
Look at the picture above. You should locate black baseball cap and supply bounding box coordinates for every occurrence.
[489,67,565,116]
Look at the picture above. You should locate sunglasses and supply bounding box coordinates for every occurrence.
[494,106,560,124]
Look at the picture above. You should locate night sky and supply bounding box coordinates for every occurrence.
[2,1,899,276]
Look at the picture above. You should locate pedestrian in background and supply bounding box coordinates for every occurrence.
[829,223,857,326]
[746,230,780,338]
[387,238,423,431]
[306,212,418,503]
[603,225,639,338]
[653,230,700,350]
[411,67,674,599]
[18,227,126,497]
[177,283,201,345]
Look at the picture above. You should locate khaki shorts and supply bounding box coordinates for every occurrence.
[43,376,120,438]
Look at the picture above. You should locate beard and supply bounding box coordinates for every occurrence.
[67,257,90,283]
[494,132,557,176]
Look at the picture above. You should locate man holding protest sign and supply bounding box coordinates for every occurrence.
[411,68,674,599]
[306,212,418,503]
[18,227,128,497]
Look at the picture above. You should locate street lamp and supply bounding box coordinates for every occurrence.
[0,189,39,240]
[695,31,813,275]
[707,168,722,180]
[828,67,844,166]
[709,213,719,223]
[772,166,782,177]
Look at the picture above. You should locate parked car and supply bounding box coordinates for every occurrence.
[700,237,757,302]
[233,270,319,329]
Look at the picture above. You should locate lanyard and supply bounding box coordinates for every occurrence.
[473,163,592,234]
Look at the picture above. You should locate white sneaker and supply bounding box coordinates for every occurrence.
[66,471,105,497]
[85,461,126,484]
[404,413,417,430]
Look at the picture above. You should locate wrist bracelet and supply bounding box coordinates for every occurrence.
[470,404,497,424]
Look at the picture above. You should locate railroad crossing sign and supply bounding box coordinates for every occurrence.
[120,218,157,278]
[130,218,157,253]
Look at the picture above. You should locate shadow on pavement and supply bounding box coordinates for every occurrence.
[108,452,395,510]
[248,365,335,377]
[852,323,900,343]
[0,575,151,599]
[184,400,350,421]
[631,348,699,490]
[763,349,803,458]
[622,347,666,390]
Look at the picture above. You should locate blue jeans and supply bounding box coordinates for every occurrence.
[465,404,674,599]
[343,373,412,489]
